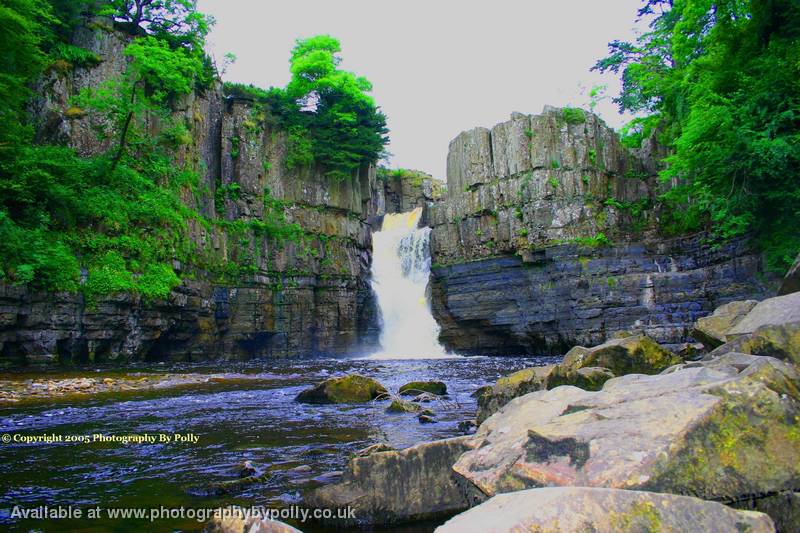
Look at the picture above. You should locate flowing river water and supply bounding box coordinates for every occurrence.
[0,210,557,532]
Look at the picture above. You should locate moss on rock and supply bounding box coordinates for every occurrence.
[295,374,388,404]
[398,381,447,396]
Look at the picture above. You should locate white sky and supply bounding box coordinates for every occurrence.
[197,0,645,179]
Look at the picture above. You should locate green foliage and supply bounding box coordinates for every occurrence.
[597,0,800,271]
[548,175,559,188]
[264,35,389,179]
[619,115,661,149]
[561,107,586,124]
[550,159,560,169]
[571,233,612,248]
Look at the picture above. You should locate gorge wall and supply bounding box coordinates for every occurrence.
[1,21,387,366]
[429,107,772,354]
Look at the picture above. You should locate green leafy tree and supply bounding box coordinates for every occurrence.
[596,0,800,271]
[100,0,212,51]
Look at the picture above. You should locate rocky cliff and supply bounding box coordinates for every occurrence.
[429,107,772,354]
[0,21,382,366]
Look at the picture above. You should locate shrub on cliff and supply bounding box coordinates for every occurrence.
[596,0,800,272]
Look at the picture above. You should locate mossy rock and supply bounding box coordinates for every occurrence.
[547,366,615,392]
[295,374,387,404]
[710,321,800,368]
[692,300,758,349]
[477,365,555,423]
[398,381,447,396]
[387,399,424,413]
[564,334,681,376]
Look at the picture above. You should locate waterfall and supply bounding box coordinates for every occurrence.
[367,208,453,359]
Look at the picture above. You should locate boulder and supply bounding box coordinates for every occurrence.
[398,381,447,396]
[434,487,775,533]
[354,443,394,457]
[305,436,477,527]
[205,514,301,533]
[727,292,800,337]
[778,252,800,296]
[560,334,682,375]
[743,490,800,533]
[476,365,555,423]
[453,355,800,508]
[709,321,800,367]
[546,366,615,391]
[692,300,758,349]
[295,375,387,404]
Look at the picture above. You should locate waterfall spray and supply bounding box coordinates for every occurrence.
[367,208,453,359]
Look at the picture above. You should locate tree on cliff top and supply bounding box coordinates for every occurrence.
[596,0,800,272]
[267,35,389,180]
[100,0,212,51]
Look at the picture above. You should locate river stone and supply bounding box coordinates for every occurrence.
[206,514,302,533]
[398,381,447,396]
[295,374,387,404]
[692,300,758,349]
[476,365,555,423]
[355,443,394,457]
[434,487,775,533]
[305,436,477,527]
[560,334,682,375]
[453,355,800,506]
[727,292,800,337]
[386,398,424,413]
[778,252,800,296]
[709,321,800,367]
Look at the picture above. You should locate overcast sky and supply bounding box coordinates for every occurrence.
[197,0,646,179]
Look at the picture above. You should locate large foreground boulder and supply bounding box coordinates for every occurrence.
[305,436,477,526]
[454,355,800,505]
[692,300,758,349]
[295,374,387,404]
[435,487,775,533]
[709,321,800,367]
[727,292,800,338]
[778,252,800,296]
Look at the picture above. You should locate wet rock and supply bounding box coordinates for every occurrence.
[476,365,555,423]
[206,514,302,533]
[354,443,394,457]
[692,300,758,349]
[453,355,800,511]
[237,460,257,478]
[194,472,269,497]
[295,375,388,404]
[435,487,775,533]
[386,399,423,414]
[561,334,682,376]
[741,490,800,533]
[778,253,800,296]
[418,414,436,424]
[306,436,477,527]
[398,381,447,396]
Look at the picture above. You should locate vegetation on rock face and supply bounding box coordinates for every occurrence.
[224,35,389,180]
[597,0,800,271]
[0,2,386,298]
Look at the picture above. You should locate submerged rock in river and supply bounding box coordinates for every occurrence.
[435,487,775,533]
[294,374,388,404]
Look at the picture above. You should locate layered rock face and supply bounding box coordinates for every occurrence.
[429,107,770,354]
[0,21,381,365]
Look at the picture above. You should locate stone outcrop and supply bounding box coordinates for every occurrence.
[435,487,775,533]
[429,107,771,354]
[206,514,301,533]
[1,21,382,366]
[306,436,477,527]
[454,356,800,504]
[375,169,444,220]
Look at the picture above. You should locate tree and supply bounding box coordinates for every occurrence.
[272,35,389,179]
[100,0,213,51]
[596,0,800,271]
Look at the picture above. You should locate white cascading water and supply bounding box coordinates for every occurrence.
[367,207,453,359]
